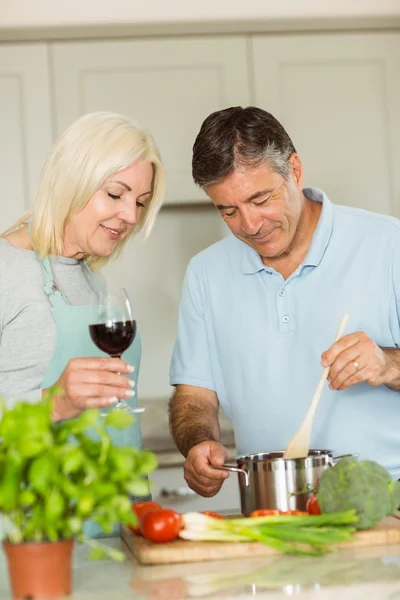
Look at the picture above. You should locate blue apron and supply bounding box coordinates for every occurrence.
[38,254,149,537]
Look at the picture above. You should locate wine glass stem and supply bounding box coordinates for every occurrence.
[111,354,122,405]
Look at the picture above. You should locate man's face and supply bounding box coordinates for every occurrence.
[206,157,304,261]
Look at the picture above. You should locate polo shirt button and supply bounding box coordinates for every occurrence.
[279,290,286,297]
[282,315,289,323]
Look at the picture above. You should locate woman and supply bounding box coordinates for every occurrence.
[0,113,165,533]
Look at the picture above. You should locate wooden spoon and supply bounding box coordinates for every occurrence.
[283,313,349,460]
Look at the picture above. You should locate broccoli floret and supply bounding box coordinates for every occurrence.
[389,480,400,513]
[318,457,399,530]
[361,460,391,485]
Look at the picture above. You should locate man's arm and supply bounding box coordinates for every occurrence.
[380,347,400,392]
[169,384,229,497]
[168,384,221,457]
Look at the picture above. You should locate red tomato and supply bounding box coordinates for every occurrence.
[250,509,281,517]
[203,511,223,519]
[251,509,309,517]
[284,510,309,516]
[306,495,321,515]
[129,501,162,535]
[140,509,182,543]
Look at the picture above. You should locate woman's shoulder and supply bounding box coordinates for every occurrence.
[2,225,32,250]
[0,237,20,261]
[0,237,37,278]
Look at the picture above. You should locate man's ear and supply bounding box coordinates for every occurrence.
[289,153,304,191]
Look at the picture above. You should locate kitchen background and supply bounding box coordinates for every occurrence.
[1,0,400,513]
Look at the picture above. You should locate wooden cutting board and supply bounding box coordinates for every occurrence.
[121,515,400,565]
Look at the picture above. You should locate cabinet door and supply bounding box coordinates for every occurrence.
[0,44,53,230]
[51,37,250,205]
[252,33,400,216]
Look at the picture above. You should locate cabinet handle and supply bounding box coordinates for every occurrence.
[159,486,197,499]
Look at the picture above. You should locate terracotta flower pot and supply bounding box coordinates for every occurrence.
[3,539,74,599]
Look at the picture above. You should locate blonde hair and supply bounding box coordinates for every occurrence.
[1,112,166,269]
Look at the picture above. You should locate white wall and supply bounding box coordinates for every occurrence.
[1,0,399,29]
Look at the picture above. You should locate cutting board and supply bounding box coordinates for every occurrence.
[121,515,400,565]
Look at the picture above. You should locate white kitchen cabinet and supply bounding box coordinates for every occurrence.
[150,465,241,514]
[252,33,400,216]
[0,43,53,230]
[50,36,250,205]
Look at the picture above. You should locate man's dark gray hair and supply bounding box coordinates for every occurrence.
[192,106,297,189]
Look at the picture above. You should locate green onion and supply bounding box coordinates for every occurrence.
[179,511,358,556]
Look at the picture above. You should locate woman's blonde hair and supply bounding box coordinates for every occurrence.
[2,111,165,269]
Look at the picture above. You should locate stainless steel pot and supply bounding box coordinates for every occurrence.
[213,449,354,516]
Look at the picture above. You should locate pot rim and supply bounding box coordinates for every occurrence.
[234,449,334,463]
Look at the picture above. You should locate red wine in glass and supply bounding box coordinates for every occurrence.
[89,320,136,357]
[89,288,143,414]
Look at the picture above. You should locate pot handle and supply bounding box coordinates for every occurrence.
[331,453,359,465]
[212,464,250,487]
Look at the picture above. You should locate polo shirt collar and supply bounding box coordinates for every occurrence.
[240,187,334,274]
[302,187,334,267]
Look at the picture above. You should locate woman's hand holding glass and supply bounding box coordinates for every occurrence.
[45,356,135,421]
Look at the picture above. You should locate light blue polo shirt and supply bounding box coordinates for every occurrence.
[170,188,400,478]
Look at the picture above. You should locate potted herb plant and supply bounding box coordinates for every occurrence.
[0,388,156,599]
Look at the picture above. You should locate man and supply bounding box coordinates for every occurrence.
[169,106,400,498]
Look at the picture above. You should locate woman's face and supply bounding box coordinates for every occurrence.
[63,158,153,259]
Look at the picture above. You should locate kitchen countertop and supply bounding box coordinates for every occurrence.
[2,538,400,599]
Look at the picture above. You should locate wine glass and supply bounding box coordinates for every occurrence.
[89,288,144,415]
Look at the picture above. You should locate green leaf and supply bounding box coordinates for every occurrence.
[24,505,46,542]
[108,448,135,479]
[0,462,22,510]
[29,454,56,494]
[45,489,66,521]
[125,477,150,497]
[8,448,24,468]
[106,548,125,562]
[82,459,98,486]
[67,517,82,536]
[92,482,118,500]
[19,437,47,459]
[60,478,79,499]
[389,480,400,513]
[89,546,108,560]
[104,409,134,430]
[80,534,126,562]
[62,448,84,475]
[77,494,95,516]
[119,510,136,527]
[76,409,100,430]
[0,413,19,444]
[136,451,157,475]
[42,385,62,403]
[93,515,115,535]
[110,495,132,514]
[75,434,102,459]
[45,522,59,542]
[21,414,52,439]
[19,489,36,508]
